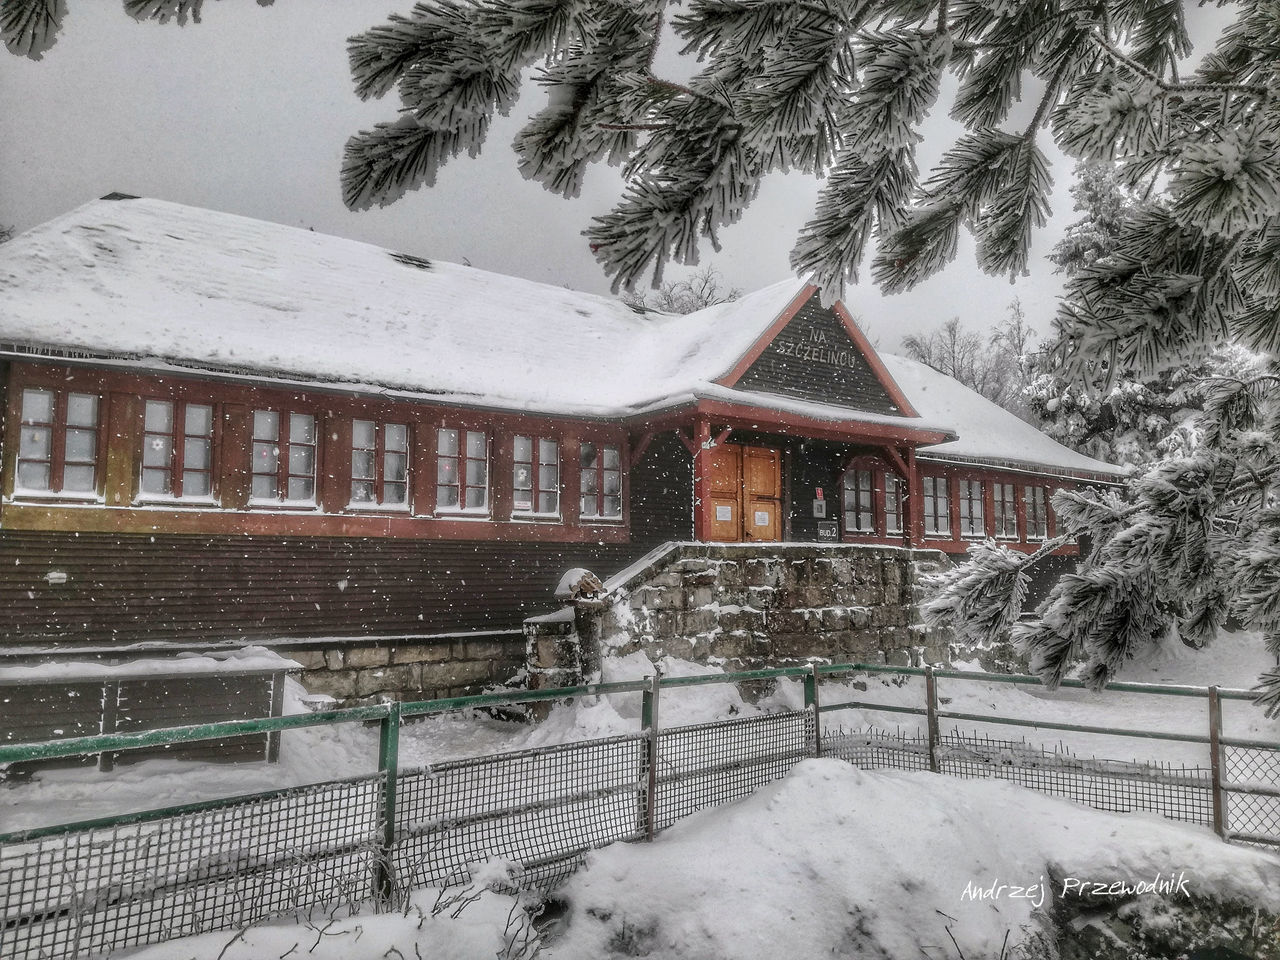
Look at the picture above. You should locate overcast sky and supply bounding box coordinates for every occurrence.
[0,3,1228,349]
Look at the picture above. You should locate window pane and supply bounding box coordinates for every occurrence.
[141,467,171,495]
[539,463,558,491]
[144,400,172,433]
[64,428,95,464]
[253,410,279,441]
[143,434,171,468]
[63,465,95,492]
[539,440,558,465]
[581,469,598,495]
[351,480,375,502]
[352,449,375,480]
[67,394,98,428]
[465,486,487,510]
[252,475,277,500]
[513,435,532,462]
[185,404,213,437]
[19,425,51,461]
[16,461,50,490]
[183,471,211,497]
[352,419,375,449]
[21,388,54,423]
[465,459,487,487]
[289,444,315,477]
[437,485,459,508]
[290,413,314,444]
[603,470,620,496]
[466,431,486,459]
[580,442,597,468]
[184,437,211,471]
[537,492,558,513]
[386,423,408,452]
[383,482,407,505]
[603,495,622,517]
[385,451,407,483]
[602,445,620,469]
[287,477,315,502]
[438,428,458,457]
[253,441,278,473]
[437,458,457,483]
[514,464,532,493]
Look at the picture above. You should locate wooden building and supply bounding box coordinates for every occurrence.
[0,196,1123,662]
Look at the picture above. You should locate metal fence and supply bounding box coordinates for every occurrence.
[1,663,1277,960]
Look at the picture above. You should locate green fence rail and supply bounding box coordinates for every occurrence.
[1,662,1276,960]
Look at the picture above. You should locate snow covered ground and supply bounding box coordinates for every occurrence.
[3,630,1276,834]
[118,760,1280,959]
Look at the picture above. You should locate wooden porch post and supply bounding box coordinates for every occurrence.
[905,447,924,546]
[692,420,712,542]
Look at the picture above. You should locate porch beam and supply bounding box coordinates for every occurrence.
[629,431,655,467]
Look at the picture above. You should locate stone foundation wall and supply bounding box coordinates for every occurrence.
[533,544,952,681]
[274,633,526,706]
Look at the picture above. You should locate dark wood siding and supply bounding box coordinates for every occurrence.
[734,294,902,415]
[0,431,694,646]
[787,442,845,542]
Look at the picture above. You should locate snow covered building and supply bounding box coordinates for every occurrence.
[0,196,1123,681]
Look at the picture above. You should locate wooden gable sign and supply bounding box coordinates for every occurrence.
[723,289,914,417]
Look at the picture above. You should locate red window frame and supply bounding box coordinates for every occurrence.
[139,398,217,500]
[251,409,320,506]
[14,387,102,496]
[923,475,950,536]
[993,482,1018,539]
[513,435,560,517]
[958,479,984,538]
[1025,485,1048,540]
[351,419,409,508]
[842,467,875,534]
[580,442,622,520]
[437,427,488,513]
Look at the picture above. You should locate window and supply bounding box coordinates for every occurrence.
[252,410,317,504]
[883,473,904,535]
[842,468,875,534]
[15,388,100,495]
[1025,485,1048,540]
[993,483,1018,538]
[923,475,950,536]
[958,479,984,538]
[513,435,559,516]
[437,427,487,512]
[580,442,622,519]
[351,420,409,507]
[141,399,215,499]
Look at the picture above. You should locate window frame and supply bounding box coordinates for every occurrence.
[436,426,489,515]
[922,475,951,537]
[1024,485,1048,541]
[958,478,985,539]
[992,482,1019,539]
[842,466,876,535]
[13,387,104,499]
[349,418,410,510]
[250,408,321,509]
[579,440,623,521]
[512,434,561,519]
[137,397,219,502]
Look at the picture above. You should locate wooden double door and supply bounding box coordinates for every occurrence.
[706,443,783,542]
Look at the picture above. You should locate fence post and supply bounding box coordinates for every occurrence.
[1208,685,1226,839]
[266,670,286,764]
[374,701,401,904]
[804,664,822,758]
[924,665,940,774]
[640,672,661,841]
[98,680,120,772]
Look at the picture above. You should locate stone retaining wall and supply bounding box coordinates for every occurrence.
[272,633,526,706]
[529,543,952,685]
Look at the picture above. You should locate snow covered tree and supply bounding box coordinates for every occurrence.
[1,1,273,59]
[621,264,740,314]
[0,225,13,244]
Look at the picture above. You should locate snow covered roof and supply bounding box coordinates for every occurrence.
[0,196,1122,477]
[880,354,1127,478]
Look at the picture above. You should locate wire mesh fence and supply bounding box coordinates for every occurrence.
[1,663,1277,960]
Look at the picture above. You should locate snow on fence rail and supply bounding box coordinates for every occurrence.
[0,664,1276,960]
